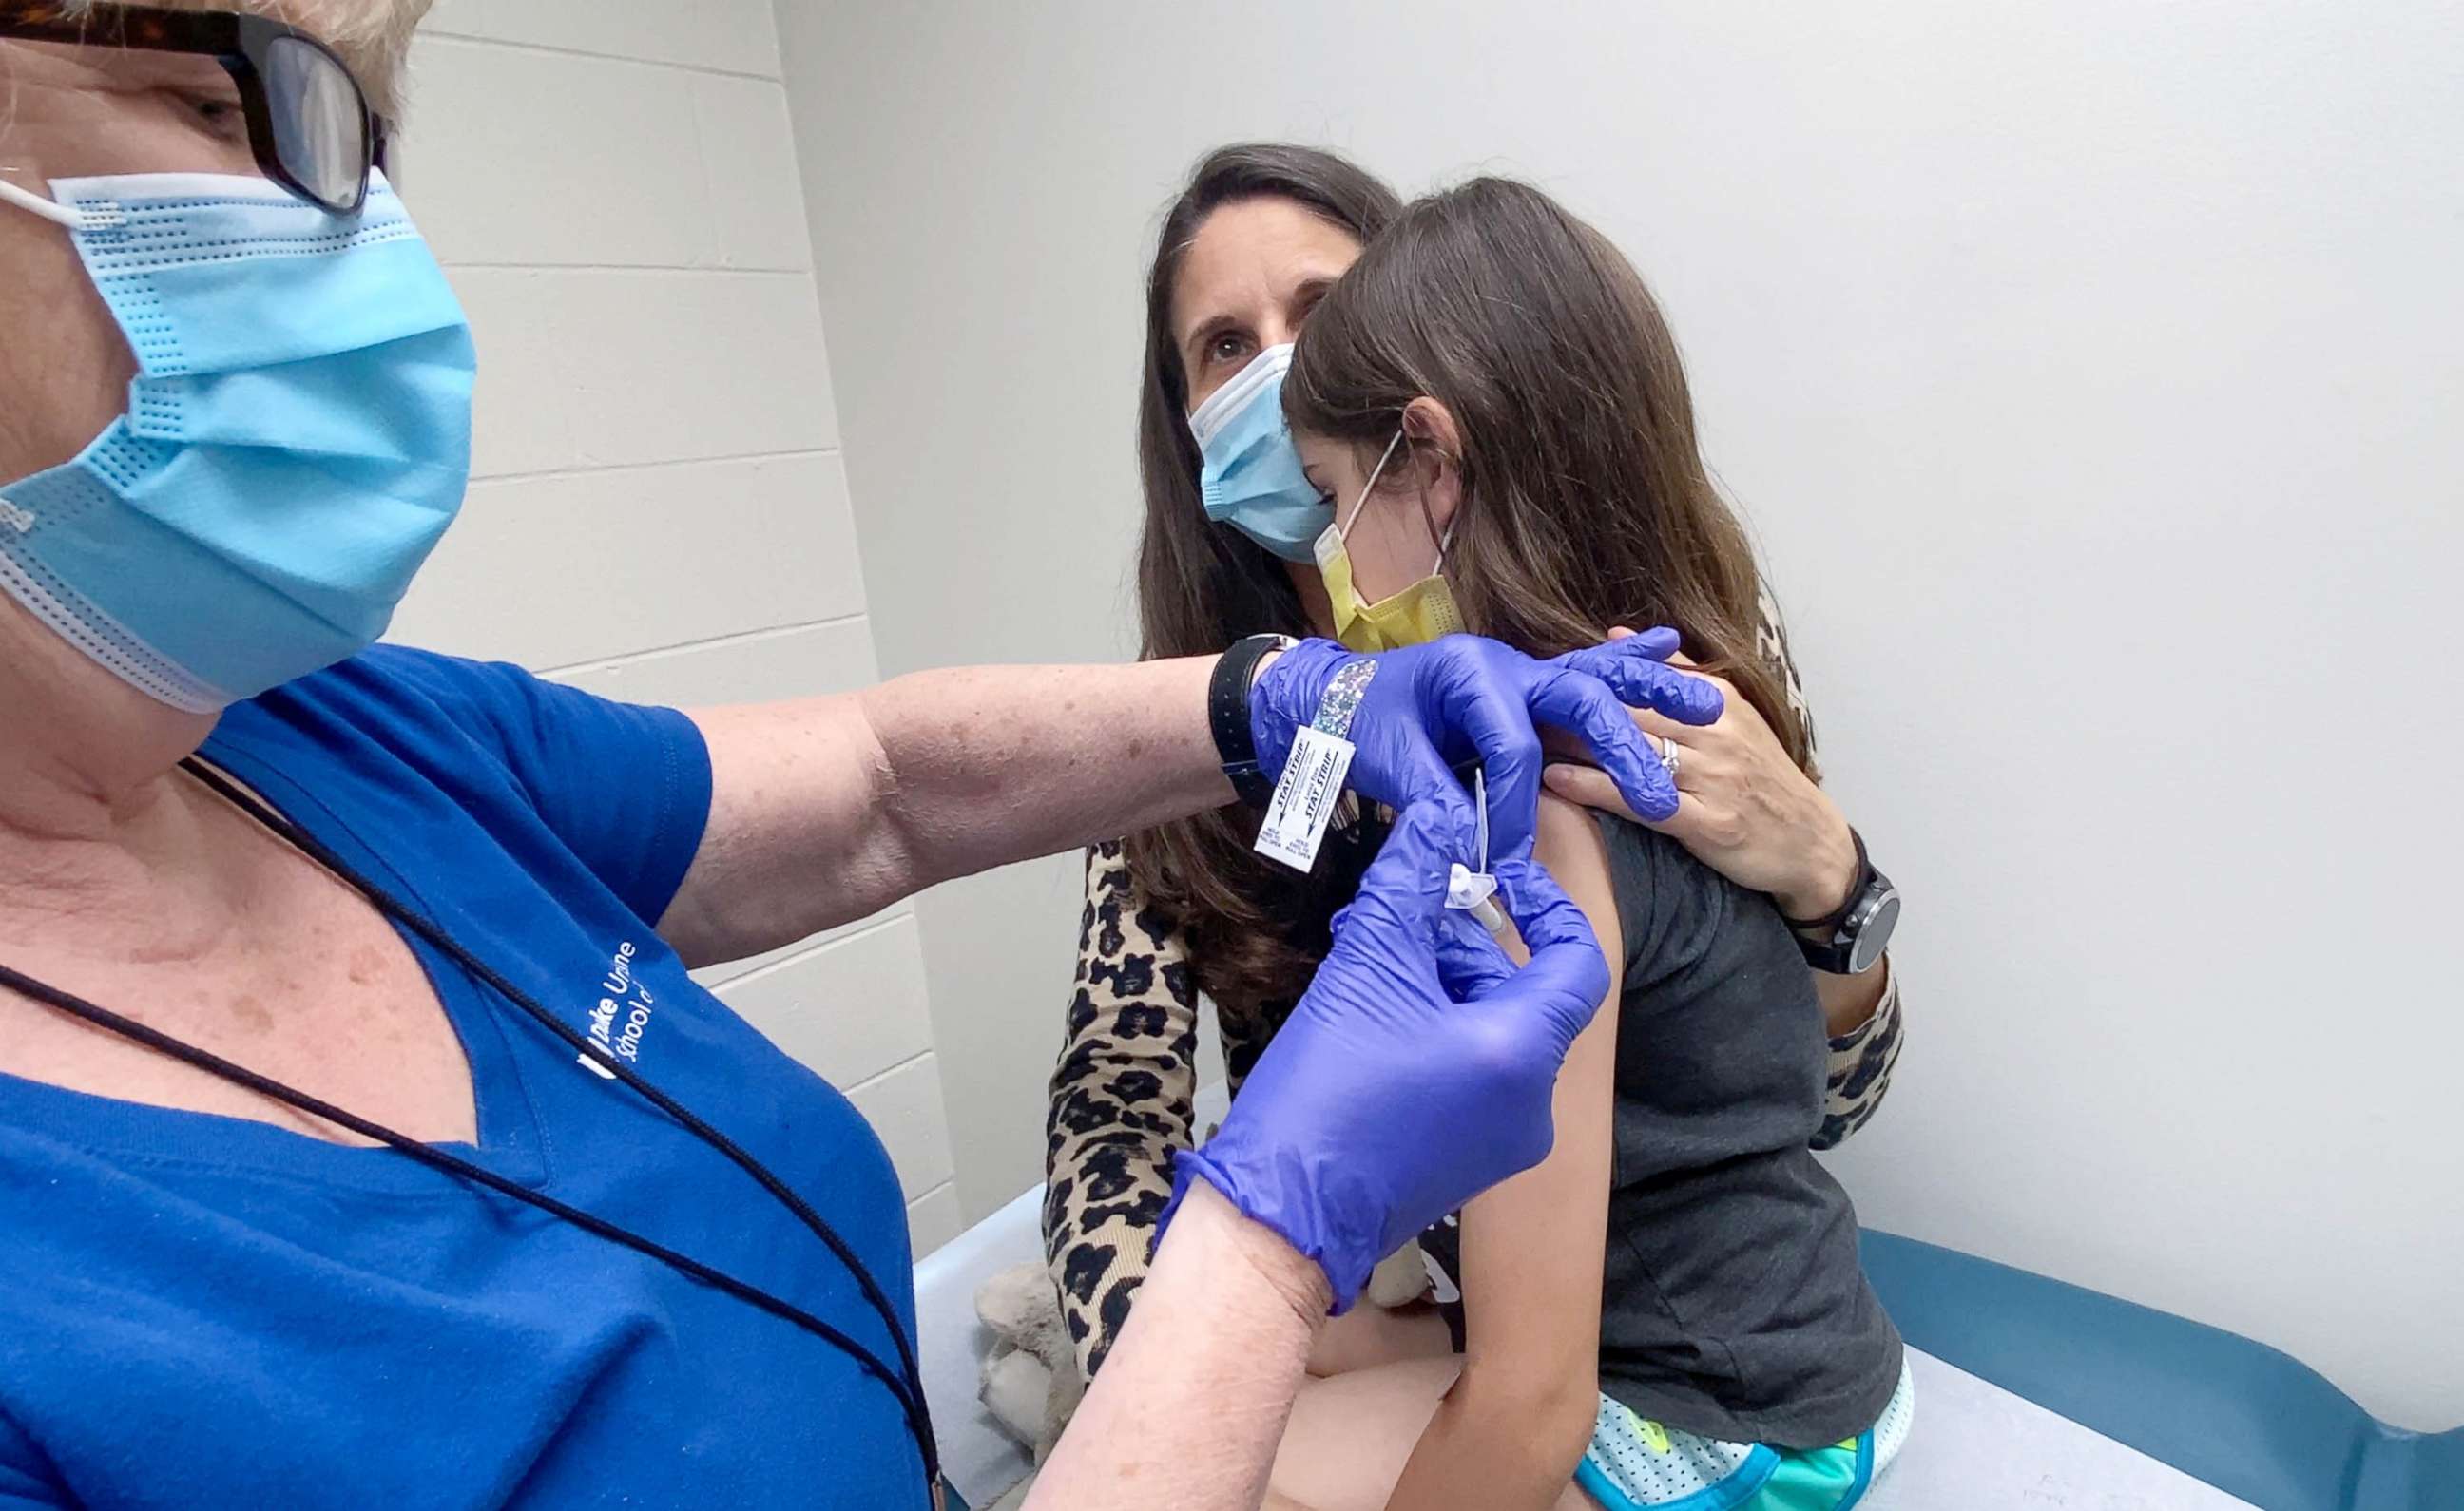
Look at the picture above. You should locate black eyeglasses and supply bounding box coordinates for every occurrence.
[0,2,383,215]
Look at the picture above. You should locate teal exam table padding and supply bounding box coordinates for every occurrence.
[1860,1231,2464,1511]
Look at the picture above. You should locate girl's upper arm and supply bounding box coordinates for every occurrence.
[1379,796,1625,1511]
[1455,796,1624,1405]
[1042,841,1204,1379]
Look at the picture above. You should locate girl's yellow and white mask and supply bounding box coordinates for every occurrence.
[1311,430,1464,653]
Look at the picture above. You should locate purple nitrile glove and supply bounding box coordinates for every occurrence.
[1247,631,1721,865]
[1160,803,1612,1311]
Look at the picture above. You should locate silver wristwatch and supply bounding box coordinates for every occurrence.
[1788,830,1899,976]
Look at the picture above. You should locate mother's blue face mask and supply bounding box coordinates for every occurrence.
[0,169,475,711]
[1187,344,1332,563]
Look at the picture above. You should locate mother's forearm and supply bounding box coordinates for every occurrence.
[1811,950,1889,1038]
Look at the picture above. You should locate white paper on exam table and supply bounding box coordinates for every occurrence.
[1867,1349,2262,1510]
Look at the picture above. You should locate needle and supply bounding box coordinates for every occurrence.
[1474,768,1489,875]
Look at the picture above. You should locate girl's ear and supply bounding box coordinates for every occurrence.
[1401,395,1466,540]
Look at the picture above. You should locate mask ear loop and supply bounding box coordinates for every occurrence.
[0,174,124,231]
[1335,428,1410,544]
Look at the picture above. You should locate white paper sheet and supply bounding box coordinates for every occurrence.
[1868,1349,2262,1510]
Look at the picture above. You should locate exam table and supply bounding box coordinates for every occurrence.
[915,1190,2462,1510]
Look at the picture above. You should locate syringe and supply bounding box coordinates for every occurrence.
[1446,769,1510,934]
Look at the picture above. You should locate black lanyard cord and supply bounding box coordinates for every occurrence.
[179,761,934,1443]
[0,756,942,1496]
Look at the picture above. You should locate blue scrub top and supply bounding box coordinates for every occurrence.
[0,647,927,1509]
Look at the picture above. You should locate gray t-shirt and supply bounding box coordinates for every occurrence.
[1428,815,1903,1447]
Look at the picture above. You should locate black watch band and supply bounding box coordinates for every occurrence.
[1786,829,1899,976]
[1782,829,1872,936]
[1210,634,1295,808]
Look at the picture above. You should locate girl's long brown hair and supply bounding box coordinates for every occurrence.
[1128,161,1804,1023]
[1283,175,1808,761]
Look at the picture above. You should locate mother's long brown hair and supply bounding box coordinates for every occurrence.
[1124,144,1402,1025]
[1283,175,1808,764]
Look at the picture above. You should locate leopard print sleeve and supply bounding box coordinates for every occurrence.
[1041,841,1203,1381]
[1819,966,1903,1148]
[1758,585,1903,1149]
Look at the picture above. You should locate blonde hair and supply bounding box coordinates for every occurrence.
[52,0,432,118]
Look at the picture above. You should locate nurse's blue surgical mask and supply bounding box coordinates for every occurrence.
[0,169,475,711]
[1187,344,1333,563]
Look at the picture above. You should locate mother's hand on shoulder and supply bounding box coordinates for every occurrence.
[1541,629,1857,924]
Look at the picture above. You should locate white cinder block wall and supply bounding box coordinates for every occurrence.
[387,0,964,1258]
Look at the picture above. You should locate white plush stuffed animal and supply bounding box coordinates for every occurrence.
[974,1263,1083,1463]
[1362,1241,1436,1310]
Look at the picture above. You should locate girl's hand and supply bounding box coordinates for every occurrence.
[1541,629,1857,924]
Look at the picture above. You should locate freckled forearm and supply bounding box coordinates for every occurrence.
[856,658,1230,886]
[665,658,1234,964]
[1032,1183,1328,1511]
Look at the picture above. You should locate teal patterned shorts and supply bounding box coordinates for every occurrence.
[1575,1359,1915,1511]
